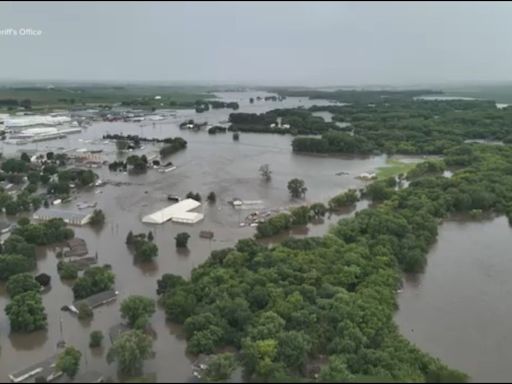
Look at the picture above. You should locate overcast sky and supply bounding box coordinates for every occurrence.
[1,1,512,86]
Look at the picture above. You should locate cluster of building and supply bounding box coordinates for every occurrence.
[0,113,83,144]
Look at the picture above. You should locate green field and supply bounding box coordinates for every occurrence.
[0,84,217,112]
[376,159,417,179]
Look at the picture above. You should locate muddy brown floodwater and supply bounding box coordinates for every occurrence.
[0,92,386,382]
[395,216,512,383]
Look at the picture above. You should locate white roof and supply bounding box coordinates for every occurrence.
[142,199,201,224]
[172,212,204,224]
[4,115,71,127]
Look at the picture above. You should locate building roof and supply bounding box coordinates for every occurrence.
[65,238,88,257]
[73,289,118,310]
[0,221,12,231]
[55,370,104,383]
[33,208,92,222]
[8,354,61,383]
[171,212,204,224]
[108,323,130,343]
[142,199,201,224]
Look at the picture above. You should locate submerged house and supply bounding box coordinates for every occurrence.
[65,289,118,314]
[8,354,62,383]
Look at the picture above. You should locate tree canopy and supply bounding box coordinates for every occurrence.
[5,291,47,332]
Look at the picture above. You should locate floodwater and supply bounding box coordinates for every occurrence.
[0,91,387,382]
[395,216,512,382]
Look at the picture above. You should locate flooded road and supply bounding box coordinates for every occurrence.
[395,216,512,382]
[0,92,386,382]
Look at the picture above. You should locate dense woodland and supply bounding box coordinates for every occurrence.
[294,98,512,155]
[229,109,341,135]
[157,135,512,382]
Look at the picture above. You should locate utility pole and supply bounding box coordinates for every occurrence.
[57,316,66,349]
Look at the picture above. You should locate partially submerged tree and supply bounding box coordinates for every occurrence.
[207,191,216,204]
[89,330,104,348]
[56,346,81,379]
[120,295,156,330]
[77,302,93,320]
[107,330,153,375]
[175,232,191,248]
[7,273,40,297]
[204,353,237,382]
[259,164,272,182]
[287,178,307,199]
[89,209,105,227]
[72,266,115,300]
[5,291,47,332]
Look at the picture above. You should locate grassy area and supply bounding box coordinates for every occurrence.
[0,84,217,112]
[376,159,417,179]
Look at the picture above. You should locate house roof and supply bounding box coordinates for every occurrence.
[33,208,92,222]
[73,289,118,309]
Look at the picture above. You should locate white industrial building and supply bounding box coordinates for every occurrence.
[142,198,204,224]
[33,208,93,226]
[4,115,71,128]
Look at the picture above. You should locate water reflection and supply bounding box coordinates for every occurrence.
[9,329,49,350]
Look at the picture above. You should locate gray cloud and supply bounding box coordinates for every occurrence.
[1,1,511,86]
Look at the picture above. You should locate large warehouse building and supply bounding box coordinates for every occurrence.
[142,198,204,224]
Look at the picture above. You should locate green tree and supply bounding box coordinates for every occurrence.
[27,171,40,184]
[89,330,104,348]
[318,356,353,382]
[58,261,79,280]
[156,273,186,295]
[116,140,130,151]
[207,191,217,203]
[259,164,272,182]
[120,295,156,329]
[0,254,34,280]
[5,291,47,332]
[287,178,307,199]
[56,346,81,378]
[77,302,93,320]
[204,353,237,382]
[2,158,28,173]
[3,234,36,259]
[147,231,154,242]
[89,209,105,226]
[175,232,191,248]
[277,331,311,371]
[163,289,196,323]
[7,273,40,297]
[134,240,158,262]
[126,230,134,245]
[290,206,311,226]
[107,330,153,375]
[72,266,115,299]
[20,152,31,163]
[310,202,327,217]
[328,189,359,210]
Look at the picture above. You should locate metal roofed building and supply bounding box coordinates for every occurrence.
[33,208,93,226]
[67,289,118,314]
[142,198,204,224]
[55,370,104,383]
[8,354,62,383]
